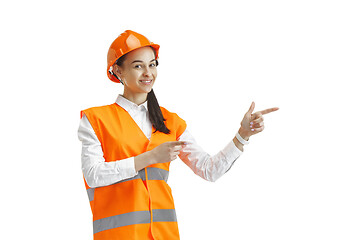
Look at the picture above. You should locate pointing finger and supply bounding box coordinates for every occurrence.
[260,107,279,115]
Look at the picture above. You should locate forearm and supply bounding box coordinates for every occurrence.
[178,128,243,182]
[84,152,156,188]
[82,157,137,188]
[134,151,155,172]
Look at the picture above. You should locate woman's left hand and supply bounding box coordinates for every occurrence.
[239,102,279,139]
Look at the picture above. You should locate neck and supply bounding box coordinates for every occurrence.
[122,89,148,106]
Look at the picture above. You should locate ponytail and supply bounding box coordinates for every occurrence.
[147,88,171,134]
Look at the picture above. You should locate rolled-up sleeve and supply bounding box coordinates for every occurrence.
[177,127,243,182]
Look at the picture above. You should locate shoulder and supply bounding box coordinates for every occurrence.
[160,106,187,130]
[160,106,185,121]
[160,106,187,138]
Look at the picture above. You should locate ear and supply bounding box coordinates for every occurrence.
[113,64,123,77]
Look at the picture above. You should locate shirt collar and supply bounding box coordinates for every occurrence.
[115,94,148,112]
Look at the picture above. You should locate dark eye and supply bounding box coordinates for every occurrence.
[134,65,142,69]
[150,60,159,67]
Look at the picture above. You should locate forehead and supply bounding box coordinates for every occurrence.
[125,46,155,62]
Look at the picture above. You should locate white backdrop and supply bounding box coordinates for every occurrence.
[1,0,359,239]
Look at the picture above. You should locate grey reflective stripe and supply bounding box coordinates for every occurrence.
[115,173,142,184]
[93,209,176,234]
[147,167,169,182]
[93,211,151,234]
[138,169,146,180]
[153,209,177,222]
[87,188,95,202]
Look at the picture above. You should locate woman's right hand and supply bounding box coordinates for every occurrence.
[150,141,188,164]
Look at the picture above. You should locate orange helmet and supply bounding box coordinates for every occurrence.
[107,30,160,83]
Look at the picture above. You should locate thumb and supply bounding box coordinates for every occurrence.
[247,101,255,115]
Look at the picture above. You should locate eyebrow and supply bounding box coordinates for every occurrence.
[131,59,156,64]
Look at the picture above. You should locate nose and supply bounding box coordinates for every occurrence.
[143,66,152,77]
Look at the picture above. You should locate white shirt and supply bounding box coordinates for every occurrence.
[78,94,244,188]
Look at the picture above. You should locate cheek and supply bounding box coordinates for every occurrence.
[152,70,158,78]
[126,71,141,81]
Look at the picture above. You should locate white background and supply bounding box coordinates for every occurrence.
[1,0,359,239]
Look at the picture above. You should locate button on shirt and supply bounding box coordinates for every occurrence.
[78,94,243,188]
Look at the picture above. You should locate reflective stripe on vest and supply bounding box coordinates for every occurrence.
[93,209,177,234]
[86,167,169,203]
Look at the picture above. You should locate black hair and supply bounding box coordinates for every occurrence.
[113,47,171,135]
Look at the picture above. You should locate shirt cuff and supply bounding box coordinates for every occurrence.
[115,157,138,177]
[222,139,244,160]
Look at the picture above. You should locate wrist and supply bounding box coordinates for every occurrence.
[238,128,250,141]
[146,150,156,165]
[233,137,244,152]
[135,150,156,172]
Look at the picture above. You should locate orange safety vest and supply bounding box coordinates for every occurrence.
[80,102,187,240]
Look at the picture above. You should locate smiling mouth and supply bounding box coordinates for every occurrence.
[139,80,153,84]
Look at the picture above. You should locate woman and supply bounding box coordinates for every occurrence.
[78,30,279,240]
